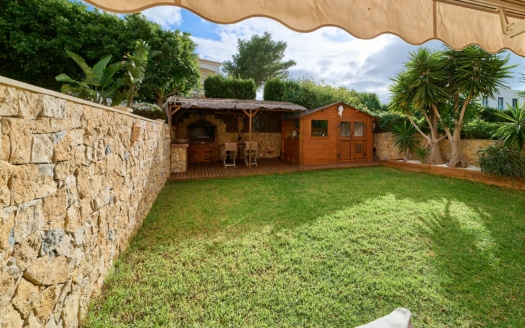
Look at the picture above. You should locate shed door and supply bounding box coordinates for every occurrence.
[339,121,365,161]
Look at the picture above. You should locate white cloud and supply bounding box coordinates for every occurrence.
[141,7,183,29]
[143,9,525,104]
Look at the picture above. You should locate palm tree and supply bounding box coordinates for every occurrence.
[390,46,514,167]
[389,48,448,165]
[494,103,525,152]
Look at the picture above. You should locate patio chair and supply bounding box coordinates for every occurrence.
[244,141,258,167]
[223,142,237,167]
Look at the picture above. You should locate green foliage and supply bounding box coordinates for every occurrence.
[55,51,123,106]
[203,75,256,99]
[493,103,525,151]
[0,0,200,100]
[478,143,525,179]
[131,103,166,121]
[263,77,369,110]
[460,119,500,139]
[222,32,296,88]
[392,121,420,159]
[119,40,159,107]
[415,147,429,164]
[372,112,411,132]
[478,107,512,122]
[137,29,200,106]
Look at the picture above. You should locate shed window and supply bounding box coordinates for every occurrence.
[340,122,350,136]
[512,98,518,109]
[311,120,328,136]
[354,122,364,137]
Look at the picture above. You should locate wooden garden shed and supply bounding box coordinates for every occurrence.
[281,102,375,165]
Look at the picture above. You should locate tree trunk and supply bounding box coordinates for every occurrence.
[447,130,468,168]
[426,140,446,165]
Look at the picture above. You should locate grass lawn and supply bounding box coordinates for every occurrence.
[84,167,525,327]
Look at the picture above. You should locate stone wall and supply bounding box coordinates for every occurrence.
[374,132,497,166]
[0,77,170,327]
[170,144,188,173]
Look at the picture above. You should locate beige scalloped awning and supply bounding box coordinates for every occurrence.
[84,0,525,55]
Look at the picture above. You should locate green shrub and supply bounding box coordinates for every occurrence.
[373,112,412,132]
[478,107,512,122]
[204,75,256,99]
[415,147,429,164]
[493,104,525,152]
[461,119,500,139]
[392,122,420,160]
[132,103,166,121]
[478,143,525,179]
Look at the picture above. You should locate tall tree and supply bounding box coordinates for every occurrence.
[223,32,296,88]
[137,29,201,106]
[390,46,513,167]
[389,48,448,165]
[0,0,200,103]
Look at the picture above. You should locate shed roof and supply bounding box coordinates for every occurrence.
[165,97,307,113]
[301,102,376,119]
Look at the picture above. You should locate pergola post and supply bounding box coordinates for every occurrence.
[241,109,260,167]
[167,104,181,142]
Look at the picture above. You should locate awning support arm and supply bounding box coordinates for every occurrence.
[498,8,525,37]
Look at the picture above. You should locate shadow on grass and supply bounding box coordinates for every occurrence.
[90,166,525,327]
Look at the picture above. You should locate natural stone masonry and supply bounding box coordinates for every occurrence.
[374,132,505,166]
[0,76,170,327]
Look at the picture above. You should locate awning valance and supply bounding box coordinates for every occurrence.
[85,0,525,55]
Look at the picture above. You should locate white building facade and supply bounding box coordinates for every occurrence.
[480,89,525,110]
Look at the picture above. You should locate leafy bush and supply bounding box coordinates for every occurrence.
[478,143,525,179]
[263,77,368,111]
[132,103,166,121]
[415,147,429,164]
[478,107,512,122]
[460,119,500,139]
[204,75,256,99]
[373,112,412,132]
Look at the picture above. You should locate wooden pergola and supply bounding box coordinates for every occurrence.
[164,97,307,165]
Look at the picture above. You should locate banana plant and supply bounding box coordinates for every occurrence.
[56,50,123,106]
[116,40,160,107]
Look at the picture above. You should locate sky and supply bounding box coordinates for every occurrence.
[138,5,525,104]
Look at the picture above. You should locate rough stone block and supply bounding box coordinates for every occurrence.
[12,232,41,271]
[53,161,69,180]
[23,255,70,286]
[0,161,14,207]
[32,134,54,163]
[17,90,43,119]
[3,118,32,164]
[34,284,61,322]
[0,85,19,117]
[42,190,67,231]
[40,230,65,256]
[0,304,24,328]
[13,199,44,242]
[0,206,16,251]
[0,268,18,307]
[12,277,40,318]
[41,95,66,119]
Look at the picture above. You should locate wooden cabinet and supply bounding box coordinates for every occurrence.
[189,143,219,163]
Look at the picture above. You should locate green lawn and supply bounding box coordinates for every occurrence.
[84,167,525,327]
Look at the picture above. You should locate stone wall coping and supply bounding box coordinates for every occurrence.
[0,75,167,125]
